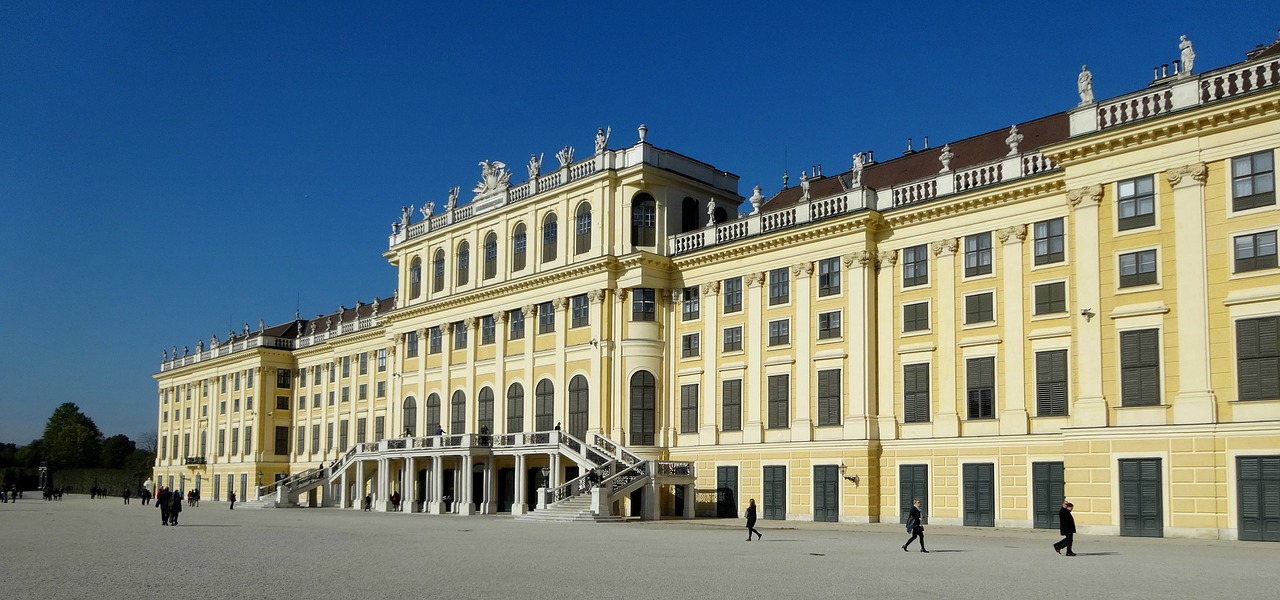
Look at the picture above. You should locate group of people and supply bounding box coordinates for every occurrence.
[154,486,184,525]
[744,497,1078,555]
[0,484,21,502]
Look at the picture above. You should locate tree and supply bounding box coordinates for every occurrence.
[100,434,136,469]
[41,403,103,467]
[135,430,157,454]
[14,439,43,468]
[0,443,17,468]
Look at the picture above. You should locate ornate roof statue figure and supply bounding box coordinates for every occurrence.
[473,162,510,197]
[706,199,716,226]
[400,205,412,227]
[447,185,461,209]
[1078,65,1094,105]
[527,153,542,179]
[421,201,435,220]
[799,170,811,200]
[556,145,574,168]
[749,185,764,215]
[1179,35,1195,75]
[938,144,955,172]
[595,126,611,154]
[1005,125,1024,155]
[850,152,865,186]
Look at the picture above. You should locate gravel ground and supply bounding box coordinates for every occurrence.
[3,495,1279,599]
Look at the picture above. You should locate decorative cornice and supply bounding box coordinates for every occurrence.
[880,179,1066,229]
[672,211,882,270]
[791,261,814,277]
[997,224,1027,244]
[931,238,959,256]
[1166,162,1208,187]
[1067,184,1103,208]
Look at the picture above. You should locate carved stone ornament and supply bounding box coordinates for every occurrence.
[612,287,628,302]
[1005,125,1023,156]
[472,161,511,198]
[1166,162,1208,187]
[552,297,568,311]
[587,289,606,303]
[845,250,876,269]
[997,224,1028,244]
[463,317,477,330]
[522,304,538,318]
[850,152,865,186]
[671,289,683,303]
[700,281,721,296]
[938,144,954,172]
[792,261,814,277]
[556,146,574,168]
[931,238,959,256]
[442,322,454,334]
[1067,184,1103,208]
[877,250,898,268]
[745,272,766,287]
[492,311,507,323]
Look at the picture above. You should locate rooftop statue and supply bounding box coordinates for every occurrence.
[1006,125,1023,155]
[799,170,810,200]
[400,205,412,227]
[527,153,543,179]
[939,144,955,172]
[1078,65,1094,105]
[850,152,865,186]
[556,145,574,168]
[421,201,435,220]
[1179,35,1196,75]
[447,186,460,210]
[473,161,510,197]
[595,126,610,154]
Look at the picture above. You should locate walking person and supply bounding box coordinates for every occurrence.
[228,490,236,510]
[902,498,928,552]
[1053,500,1077,556]
[157,487,172,526]
[744,498,762,541]
[168,489,182,525]
[122,488,131,504]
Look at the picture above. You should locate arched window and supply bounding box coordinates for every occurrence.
[409,257,422,299]
[681,197,699,233]
[483,232,498,280]
[575,202,592,255]
[432,249,446,293]
[631,193,656,247]
[568,375,589,440]
[542,213,558,263]
[402,396,417,436]
[535,378,555,431]
[426,393,441,434]
[456,241,470,286]
[629,371,656,445]
[450,390,466,434]
[714,206,729,224]
[506,383,524,433]
[512,223,527,271]
[477,387,494,433]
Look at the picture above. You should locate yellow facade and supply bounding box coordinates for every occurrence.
[155,38,1280,538]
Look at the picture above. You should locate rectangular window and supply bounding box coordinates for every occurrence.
[722,379,742,431]
[767,374,789,429]
[538,301,555,334]
[406,330,419,358]
[1237,316,1280,400]
[902,244,929,287]
[341,387,350,403]
[1118,249,1158,287]
[376,381,385,398]
[375,415,385,442]
[377,349,387,372]
[964,292,995,324]
[1117,175,1156,230]
[245,396,253,411]
[453,321,467,350]
[818,311,842,340]
[964,232,993,277]
[276,396,288,410]
[339,420,349,452]
[234,371,240,391]
[1035,350,1069,416]
[246,368,254,388]
[571,294,589,328]
[681,333,700,358]
[329,363,335,383]
[818,257,841,296]
[1034,218,1065,265]
[429,326,442,354]
[217,429,225,456]
[723,277,743,313]
[903,302,930,332]
[232,399,238,413]
[341,356,350,378]
[312,393,320,409]
[276,369,292,389]
[357,417,367,443]
[509,309,525,339]
[1234,231,1278,273]
[768,267,790,305]
[817,369,841,426]
[1232,151,1275,211]
[243,426,252,455]
[298,367,307,388]
[723,326,743,352]
[309,424,319,453]
[230,427,240,455]
[220,401,226,414]
[679,384,699,434]
[767,319,790,346]
[326,423,333,452]
[1033,282,1067,315]
[682,286,700,321]
[966,357,995,419]
[359,352,368,375]
[632,288,656,321]
[1120,329,1161,407]
[481,315,496,344]
[328,391,335,406]
[903,363,931,423]
[295,426,304,457]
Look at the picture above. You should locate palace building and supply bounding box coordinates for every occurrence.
[155,33,1280,539]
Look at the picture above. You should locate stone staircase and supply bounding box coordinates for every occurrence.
[514,495,626,523]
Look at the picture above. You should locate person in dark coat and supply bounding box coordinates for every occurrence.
[1053,500,1077,556]
[168,489,183,525]
[902,498,928,552]
[744,498,762,541]
[157,487,172,526]
[228,490,236,510]
[122,488,131,504]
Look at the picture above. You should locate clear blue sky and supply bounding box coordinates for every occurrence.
[1,1,1275,444]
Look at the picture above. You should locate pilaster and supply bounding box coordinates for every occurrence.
[843,251,877,440]
[1067,185,1108,426]
[699,281,721,443]
[930,238,960,438]
[1166,163,1217,423]
[744,271,766,443]
[791,261,814,441]
[996,225,1029,434]
[875,251,899,439]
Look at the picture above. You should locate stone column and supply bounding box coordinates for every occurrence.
[609,290,627,441]
[404,456,417,512]
[464,316,478,433]
[429,455,443,514]
[874,251,899,439]
[354,459,365,509]
[553,297,568,429]
[522,305,538,433]
[587,290,607,437]
[699,282,721,443]
[493,311,508,434]
[931,238,960,438]
[1167,163,1217,423]
[513,453,528,515]
[843,251,877,439]
[1067,185,1108,427]
[480,455,493,514]
[457,456,474,515]
[997,225,1029,434]
[376,457,390,511]
[339,469,348,509]
[414,328,427,436]
[744,271,766,443]
[791,261,815,441]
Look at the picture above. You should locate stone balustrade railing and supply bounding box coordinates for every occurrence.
[160,335,296,372]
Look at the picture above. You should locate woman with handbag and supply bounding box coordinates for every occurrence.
[902,498,928,552]
[744,498,762,541]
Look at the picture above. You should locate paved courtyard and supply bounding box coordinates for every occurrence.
[3,496,1278,599]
